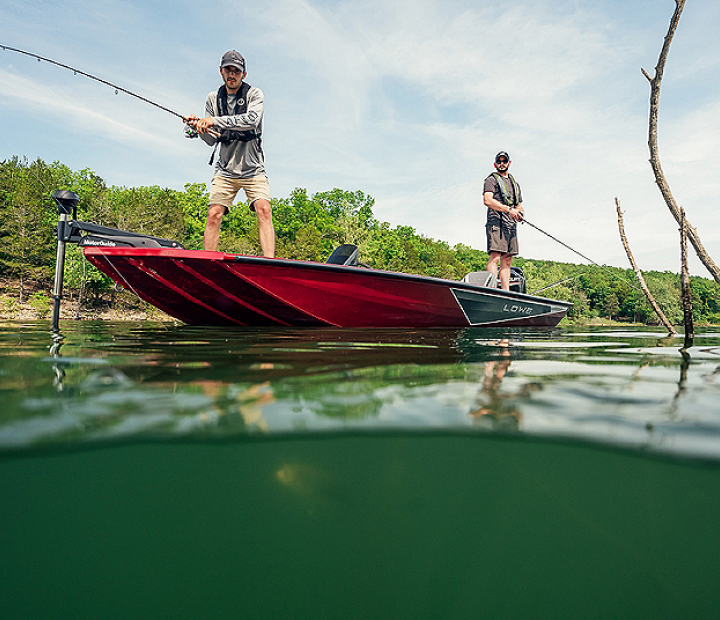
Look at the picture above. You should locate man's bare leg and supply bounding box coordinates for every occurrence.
[498,254,513,291]
[487,251,501,285]
[252,198,275,258]
[204,204,227,252]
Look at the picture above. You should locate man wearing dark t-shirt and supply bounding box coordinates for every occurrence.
[483,151,525,290]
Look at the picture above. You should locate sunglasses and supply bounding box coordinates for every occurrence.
[496,159,509,164]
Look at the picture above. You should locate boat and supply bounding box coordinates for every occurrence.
[82,246,571,327]
[51,190,572,328]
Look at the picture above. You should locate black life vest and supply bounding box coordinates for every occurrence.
[216,82,261,143]
[491,172,521,207]
[209,82,263,166]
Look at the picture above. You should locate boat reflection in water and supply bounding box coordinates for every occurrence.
[39,324,545,442]
[37,324,712,450]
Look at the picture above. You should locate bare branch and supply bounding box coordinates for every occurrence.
[615,198,677,334]
[645,0,720,285]
[680,208,694,349]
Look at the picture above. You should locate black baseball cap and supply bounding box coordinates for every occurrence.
[220,50,246,71]
[495,151,510,163]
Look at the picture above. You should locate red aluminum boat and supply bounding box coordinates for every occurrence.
[51,190,572,328]
[81,246,571,328]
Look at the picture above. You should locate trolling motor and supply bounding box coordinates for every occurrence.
[52,190,78,331]
[51,189,183,331]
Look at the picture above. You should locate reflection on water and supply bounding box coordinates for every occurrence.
[1,321,719,459]
[2,322,720,619]
[470,338,526,431]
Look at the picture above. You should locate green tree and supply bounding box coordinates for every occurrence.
[3,157,720,324]
[178,182,209,250]
[105,186,185,241]
[0,157,74,299]
[453,243,489,275]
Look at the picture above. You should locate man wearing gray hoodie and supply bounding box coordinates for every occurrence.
[186,50,275,257]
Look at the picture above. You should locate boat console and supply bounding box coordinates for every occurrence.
[326,244,360,266]
[462,267,526,294]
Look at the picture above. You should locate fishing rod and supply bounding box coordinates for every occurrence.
[1,43,189,121]
[522,218,601,268]
[521,218,643,292]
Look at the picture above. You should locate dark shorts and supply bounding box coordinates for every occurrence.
[486,223,518,255]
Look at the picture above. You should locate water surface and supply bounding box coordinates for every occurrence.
[1,321,719,618]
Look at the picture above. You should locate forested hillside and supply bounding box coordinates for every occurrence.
[2,156,719,324]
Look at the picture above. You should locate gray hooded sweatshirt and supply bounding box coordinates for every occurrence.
[200,83,266,179]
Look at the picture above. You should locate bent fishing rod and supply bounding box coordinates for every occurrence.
[1,43,221,136]
[1,44,189,120]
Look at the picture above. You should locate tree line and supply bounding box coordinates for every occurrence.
[1,156,719,324]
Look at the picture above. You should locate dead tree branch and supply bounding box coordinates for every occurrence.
[615,197,677,333]
[680,208,694,348]
[641,0,720,285]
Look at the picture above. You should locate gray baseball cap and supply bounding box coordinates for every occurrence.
[220,50,246,71]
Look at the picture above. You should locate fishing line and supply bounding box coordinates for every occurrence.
[1,43,187,120]
[530,271,585,295]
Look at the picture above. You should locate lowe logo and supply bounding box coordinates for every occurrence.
[503,303,533,314]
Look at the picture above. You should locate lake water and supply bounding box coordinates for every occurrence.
[1,321,720,618]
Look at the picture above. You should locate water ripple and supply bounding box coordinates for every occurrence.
[0,322,719,460]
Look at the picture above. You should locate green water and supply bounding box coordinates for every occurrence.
[3,437,720,619]
[1,321,720,618]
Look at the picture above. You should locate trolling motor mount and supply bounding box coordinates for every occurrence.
[50,188,183,331]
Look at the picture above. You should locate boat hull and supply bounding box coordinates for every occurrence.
[83,248,572,328]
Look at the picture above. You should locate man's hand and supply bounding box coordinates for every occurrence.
[193,117,215,134]
[183,115,220,138]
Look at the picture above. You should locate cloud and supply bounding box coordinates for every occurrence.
[0,68,188,151]
[1,0,718,274]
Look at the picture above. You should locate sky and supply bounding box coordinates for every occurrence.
[1,0,719,275]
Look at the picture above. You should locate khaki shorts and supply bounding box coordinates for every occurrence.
[486,223,519,255]
[209,174,271,212]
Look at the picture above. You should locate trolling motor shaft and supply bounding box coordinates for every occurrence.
[51,190,79,331]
